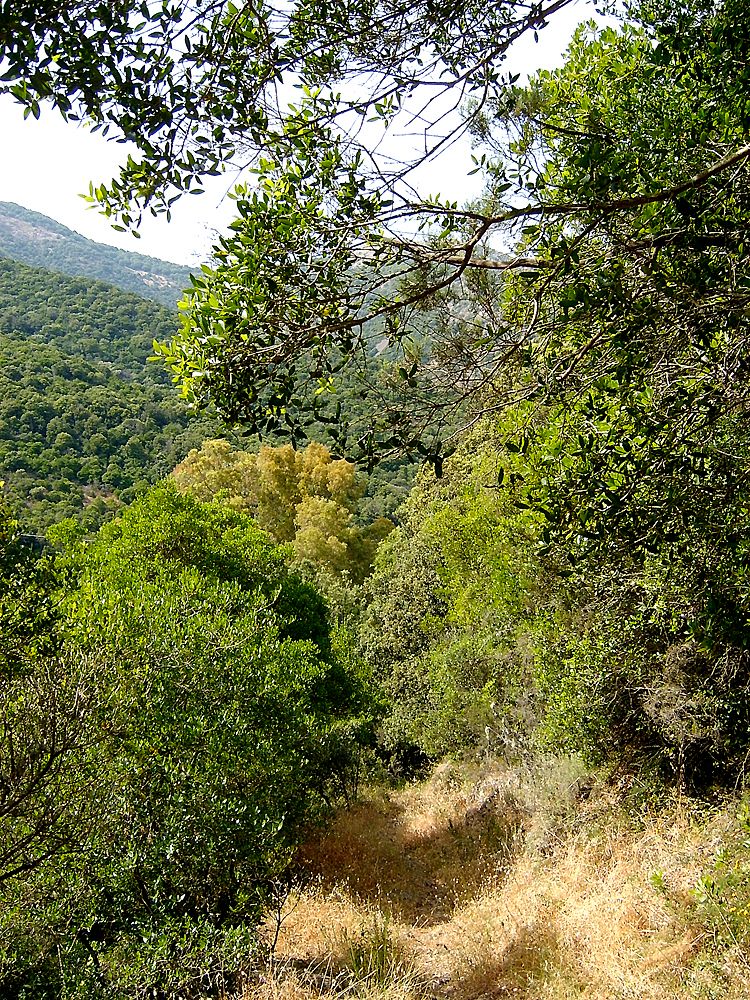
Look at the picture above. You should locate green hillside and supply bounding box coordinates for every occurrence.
[0,258,225,530]
[0,257,179,375]
[0,251,411,530]
[0,201,191,307]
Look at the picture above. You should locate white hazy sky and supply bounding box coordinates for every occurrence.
[0,1,595,266]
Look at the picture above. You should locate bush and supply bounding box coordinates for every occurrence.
[0,485,373,997]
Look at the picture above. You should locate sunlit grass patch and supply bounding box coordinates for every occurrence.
[254,759,750,1000]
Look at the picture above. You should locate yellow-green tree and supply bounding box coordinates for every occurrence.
[172,438,256,511]
[173,440,392,581]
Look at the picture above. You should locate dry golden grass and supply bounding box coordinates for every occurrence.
[294,760,528,924]
[248,759,750,1000]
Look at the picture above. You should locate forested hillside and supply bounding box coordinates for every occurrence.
[0,249,411,531]
[0,256,179,372]
[0,257,225,529]
[0,202,191,306]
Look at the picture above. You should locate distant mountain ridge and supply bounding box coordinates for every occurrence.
[0,201,193,307]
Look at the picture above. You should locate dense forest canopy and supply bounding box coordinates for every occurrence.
[0,256,179,372]
[0,257,228,529]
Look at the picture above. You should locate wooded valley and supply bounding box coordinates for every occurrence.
[1,0,750,996]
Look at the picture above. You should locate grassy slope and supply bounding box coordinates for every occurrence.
[247,759,749,1000]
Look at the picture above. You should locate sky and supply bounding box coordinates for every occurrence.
[0,0,595,267]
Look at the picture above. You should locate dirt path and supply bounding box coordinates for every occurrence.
[253,762,736,1000]
[261,765,550,998]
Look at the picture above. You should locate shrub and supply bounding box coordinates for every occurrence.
[0,485,373,996]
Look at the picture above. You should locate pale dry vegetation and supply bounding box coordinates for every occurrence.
[245,758,750,1000]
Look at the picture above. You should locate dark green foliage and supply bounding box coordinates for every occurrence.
[0,500,95,976]
[478,11,750,782]
[0,252,407,534]
[358,456,416,525]
[0,258,230,531]
[508,401,750,782]
[360,431,546,761]
[364,395,750,785]
[3,11,750,997]
[491,12,750,560]
[143,0,750,486]
[0,499,59,673]
[0,202,190,307]
[0,486,370,997]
